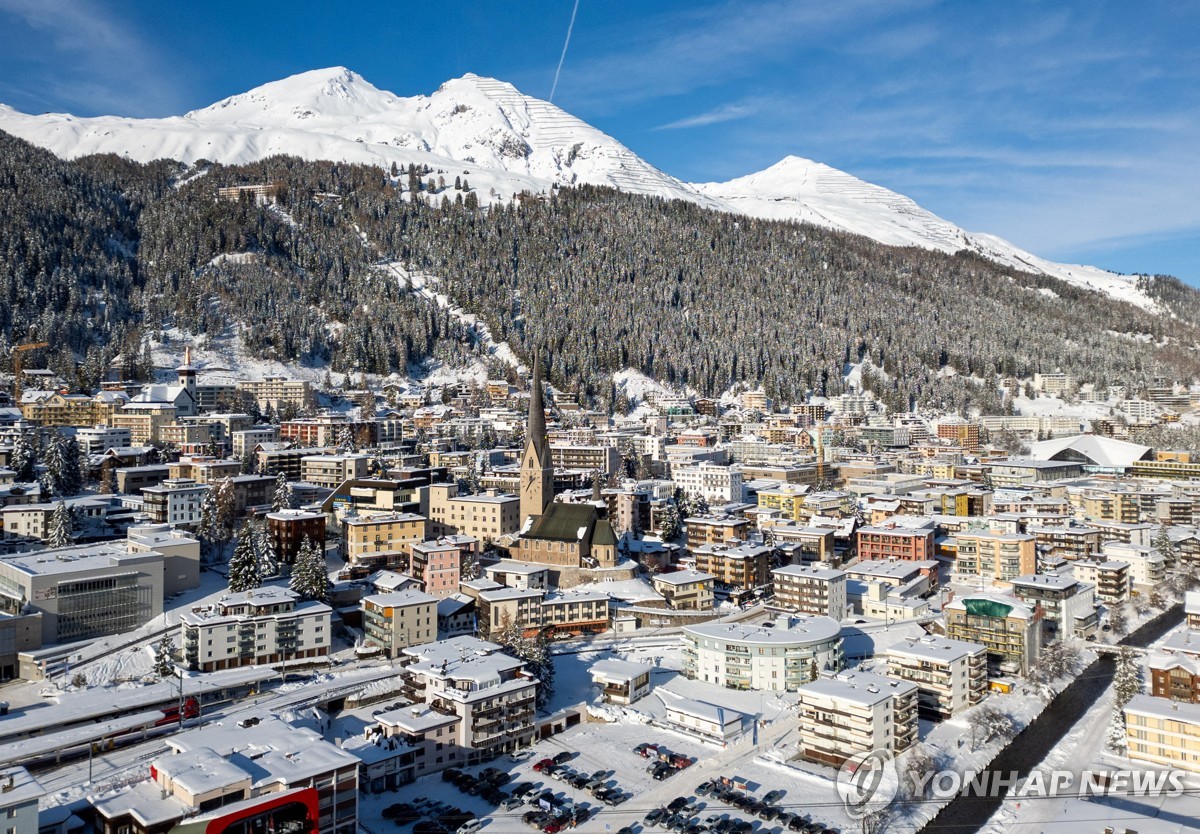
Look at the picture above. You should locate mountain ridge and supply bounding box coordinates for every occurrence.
[0,66,1153,308]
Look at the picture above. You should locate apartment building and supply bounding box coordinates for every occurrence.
[681,617,843,692]
[1125,694,1200,774]
[673,462,744,503]
[1102,542,1167,591]
[362,589,438,657]
[1027,523,1103,559]
[424,484,522,540]
[549,443,620,475]
[232,426,280,458]
[110,401,177,445]
[692,541,772,590]
[588,658,653,705]
[397,637,538,765]
[1009,573,1099,638]
[768,523,838,565]
[652,570,716,611]
[886,636,987,718]
[181,587,331,671]
[685,516,751,548]
[282,416,374,448]
[236,375,313,411]
[796,671,919,767]
[302,453,373,489]
[255,444,326,480]
[138,477,209,531]
[953,530,1037,583]
[266,508,327,565]
[0,496,109,543]
[1148,652,1200,703]
[409,540,462,598]
[1071,559,1131,604]
[857,524,935,562]
[476,587,610,638]
[76,425,132,454]
[945,593,1042,677]
[770,564,847,619]
[341,513,426,570]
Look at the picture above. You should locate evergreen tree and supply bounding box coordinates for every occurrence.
[1153,524,1175,568]
[61,436,83,495]
[9,431,37,482]
[336,425,357,452]
[197,487,220,560]
[227,521,263,592]
[290,536,330,602]
[47,500,74,547]
[254,523,280,579]
[658,502,682,542]
[1107,646,1142,753]
[240,448,256,474]
[271,472,293,512]
[152,635,176,678]
[101,462,118,495]
[212,478,237,557]
[43,433,66,495]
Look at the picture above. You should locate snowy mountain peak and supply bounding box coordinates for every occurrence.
[0,67,1153,310]
[186,66,399,124]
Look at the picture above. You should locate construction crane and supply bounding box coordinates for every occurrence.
[12,341,50,403]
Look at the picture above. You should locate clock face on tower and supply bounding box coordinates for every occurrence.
[526,473,537,489]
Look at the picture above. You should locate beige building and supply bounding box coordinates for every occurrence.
[425,484,521,541]
[111,401,177,445]
[362,589,438,657]
[1125,694,1200,774]
[886,636,987,718]
[302,453,373,489]
[235,375,312,410]
[342,513,426,569]
[945,593,1042,677]
[180,586,331,671]
[770,564,847,618]
[796,671,919,767]
[693,541,772,590]
[954,530,1037,583]
[652,570,715,610]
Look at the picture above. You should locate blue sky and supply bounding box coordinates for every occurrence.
[1,0,1197,283]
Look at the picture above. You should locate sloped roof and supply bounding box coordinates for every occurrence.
[524,502,597,542]
[1027,434,1152,469]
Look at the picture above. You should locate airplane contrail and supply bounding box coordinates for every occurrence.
[549,0,581,103]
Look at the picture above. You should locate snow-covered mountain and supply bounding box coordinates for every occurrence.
[0,67,1152,309]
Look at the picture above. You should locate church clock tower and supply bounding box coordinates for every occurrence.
[520,354,553,525]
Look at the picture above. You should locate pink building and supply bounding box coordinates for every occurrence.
[410,539,462,598]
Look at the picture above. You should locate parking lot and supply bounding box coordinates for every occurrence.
[359,718,850,834]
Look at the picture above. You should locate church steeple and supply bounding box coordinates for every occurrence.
[520,352,553,524]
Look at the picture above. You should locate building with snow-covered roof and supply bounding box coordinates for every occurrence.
[945,593,1042,676]
[770,564,847,619]
[1028,433,1154,471]
[663,697,746,742]
[1125,694,1200,774]
[361,589,437,658]
[0,766,44,834]
[886,636,987,718]
[652,569,715,611]
[181,586,331,671]
[682,615,843,692]
[796,671,918,766]
[588,658,652,705]
[692,541,772,591]
[1009,573,1098,638]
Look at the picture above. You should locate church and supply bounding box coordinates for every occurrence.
[517,356,617,569]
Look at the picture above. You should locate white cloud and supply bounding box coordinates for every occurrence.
[654,101,760,130]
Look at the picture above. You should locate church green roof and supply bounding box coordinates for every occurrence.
[525,502,597,542]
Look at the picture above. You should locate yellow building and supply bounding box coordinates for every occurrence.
[756,485,810,521]
[1125,694,1200,773]
[954,530,1037,582]
[342,513,427,570]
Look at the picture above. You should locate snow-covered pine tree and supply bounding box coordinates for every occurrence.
[1106,646,1142,753]
[336,425,357,452]
[1153,524,1176,568]
[197,487,219,561]
[9,431,37,482]
[213,478,237,557]
[227,521,263,593]
[153,635,176,678]
[659,503,682,541]
[271,472,293,512]
[47,500,73,547]
[101,463,118,495]
[254,523,280,579]
[43,433,66,496]
[61,436,83,495]
[290,536,330,602]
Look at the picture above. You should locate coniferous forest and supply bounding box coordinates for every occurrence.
[3,129,1198,412]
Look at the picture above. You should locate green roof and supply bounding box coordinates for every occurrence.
[592,519,616,547]
[963,598,1014,619]
[525,502,597,542]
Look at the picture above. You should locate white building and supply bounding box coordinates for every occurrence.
[886,636,987,718]
[682,616,843,692]
[673,462,744,503]
[588,658,653,705]
[361,589,438,658]
[76,425,132,454]
[770,564,847,619]
[180,586,331,672]
[301,453,373,489]
[1102,541,1167,591]
[796,671,918,767]
[0,767,44,834]
[1009,573,1099,638]
[141,477,209,530]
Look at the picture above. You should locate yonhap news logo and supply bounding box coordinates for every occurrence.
[835,750,900,819]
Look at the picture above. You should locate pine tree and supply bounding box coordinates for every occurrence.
[336,425,357,452]
[290,536,330,602]
[197,487,219,560]
[254,523,280,579]
[153,635,176,678]
[47,500,73,547]
[228,521,263,592]
[1153,524,1175,568]
[659,503,682,541]
[10,431,37,482]
[61,436,83,495]
[1107,646,1142,753]
[101,463,118,495]
[271,472,293,512]
[213,478,237,557]
[43,433,66,495]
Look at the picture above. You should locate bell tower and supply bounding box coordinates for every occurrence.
[520,354,553,525]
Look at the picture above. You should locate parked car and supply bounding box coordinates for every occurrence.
[442,769,464,783]
[503,797,525,811]
[763,790,785,805]
[617,828,634,834]
[652,762,674,781]
[600,792,625,807]
[456,821,482,834]
[759,806,781,821]
[635,743,659,758]
[553,752,573,765]
[414,823,448,834]
[533,759,555,773]
[644,809,666,827]
[570,807,591,826]
[524,812,551,829]
[786,817,810,833]
[668,798,688,813]
[696,781,715,797]
[590,769,608,781]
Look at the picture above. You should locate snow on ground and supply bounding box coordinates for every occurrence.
[1010,393,1115,422]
